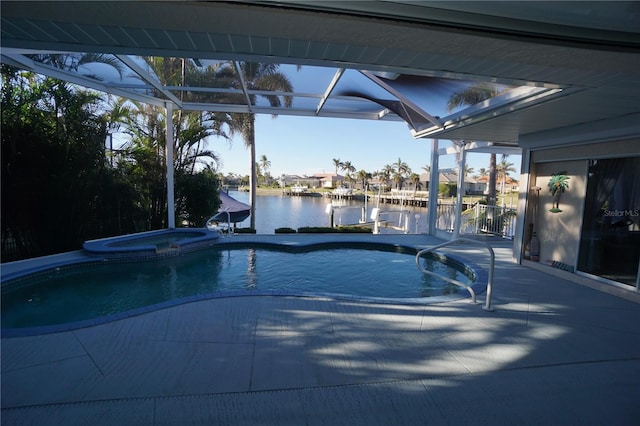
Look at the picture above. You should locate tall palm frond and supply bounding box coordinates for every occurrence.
[447,84,500,112]
[217,61,296,229]
[28,53,125,80]
[447,84,501,205]
[333,158,343,175]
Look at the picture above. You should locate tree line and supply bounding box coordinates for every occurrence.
[2,56,296,261]
[243,152,516,199]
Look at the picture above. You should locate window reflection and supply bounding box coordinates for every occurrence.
[578,156,640,285]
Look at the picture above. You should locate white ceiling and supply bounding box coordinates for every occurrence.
[2,1,639,149]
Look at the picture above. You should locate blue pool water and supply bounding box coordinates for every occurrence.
[1,244,474,330]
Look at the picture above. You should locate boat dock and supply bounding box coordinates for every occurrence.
[283,190,322,197]
[372,193,429,207]
[324,193,365,201]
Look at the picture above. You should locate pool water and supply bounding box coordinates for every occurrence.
[1,246,473,329]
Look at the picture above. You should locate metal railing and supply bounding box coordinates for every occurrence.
[435,202,517,238]
[436,203,456,232]
[415,237,495,311]
[370,208,410,234]
[206,211,233,234]
[470,204,517,238]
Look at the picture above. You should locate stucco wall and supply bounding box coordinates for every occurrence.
[532,161,586,268]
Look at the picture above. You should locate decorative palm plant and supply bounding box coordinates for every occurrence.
[547,172,570,213]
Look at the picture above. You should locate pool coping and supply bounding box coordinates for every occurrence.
[1,234,488,338]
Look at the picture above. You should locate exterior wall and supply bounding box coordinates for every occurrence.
[524,138,639,283]
[531,161,586,268]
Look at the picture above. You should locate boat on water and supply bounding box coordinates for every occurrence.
[333,185,353,196]
[291,184,308,194]
[206,191,250,229]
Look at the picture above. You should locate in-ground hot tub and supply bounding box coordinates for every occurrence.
[82,228,220,260]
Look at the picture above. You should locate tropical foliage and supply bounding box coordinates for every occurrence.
[390,158,411,190]
[497,154,517,195]
[2,67,124,259]
[110,98,222,228]
[1,66,222,261]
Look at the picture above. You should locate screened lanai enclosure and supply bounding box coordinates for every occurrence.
[1,52,564,131]
[1,48,556,230]
[2,1,639,289]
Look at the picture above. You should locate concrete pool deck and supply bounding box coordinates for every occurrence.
[2,234,639,425]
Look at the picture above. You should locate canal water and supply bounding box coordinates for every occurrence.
[227,191,430,234]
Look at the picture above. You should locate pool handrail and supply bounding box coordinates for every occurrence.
[206,210,232,234]
[415,237,495,311]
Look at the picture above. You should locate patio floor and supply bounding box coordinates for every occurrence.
[2,234,639,425]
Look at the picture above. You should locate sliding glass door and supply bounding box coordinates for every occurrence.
[577,156,640,286]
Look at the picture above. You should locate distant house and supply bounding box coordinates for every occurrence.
[474,175,519,193]
[278,173,344,189]
[309,173,344,189]
[278,175,319,188]
[367,176,386,190]
[419,172,483,195]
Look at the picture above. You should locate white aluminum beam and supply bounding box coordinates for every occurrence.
[233,61,253,112]
[361,70,443,128]
[316,68,345,115]
[1,52,167,107]
[166,102,176,228]
[427,139,439,235]
[115,55,183,108]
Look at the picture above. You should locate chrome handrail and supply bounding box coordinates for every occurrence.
[415,238,495,311]
[206,211,232,234]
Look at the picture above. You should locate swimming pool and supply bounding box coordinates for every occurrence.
[1,242,481,335]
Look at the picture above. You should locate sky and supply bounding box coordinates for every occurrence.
[211,114,521,179]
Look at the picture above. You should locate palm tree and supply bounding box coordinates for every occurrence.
[27,53,125,80]
[114,99,223,228]
[393,158,411,190]
[259,154,271,185]
[447,84,502,205]
[465,165,474,177]
[216,62,295,229]
[356,169,371,190]
[421,164,431,173]
[137,57,228,173]
[409,173,421,196]
[340,161,356,187]
[394,158,411,176]
[333,158,343,175]
[379,165,394,191]
[497,154,517,195]
[381,164,394,186]
[446,85,499,112]
[341,161,356,174]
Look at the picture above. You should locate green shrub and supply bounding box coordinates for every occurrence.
[234,227,256,234]
[337,226,372,233]
[275,227,297,234]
